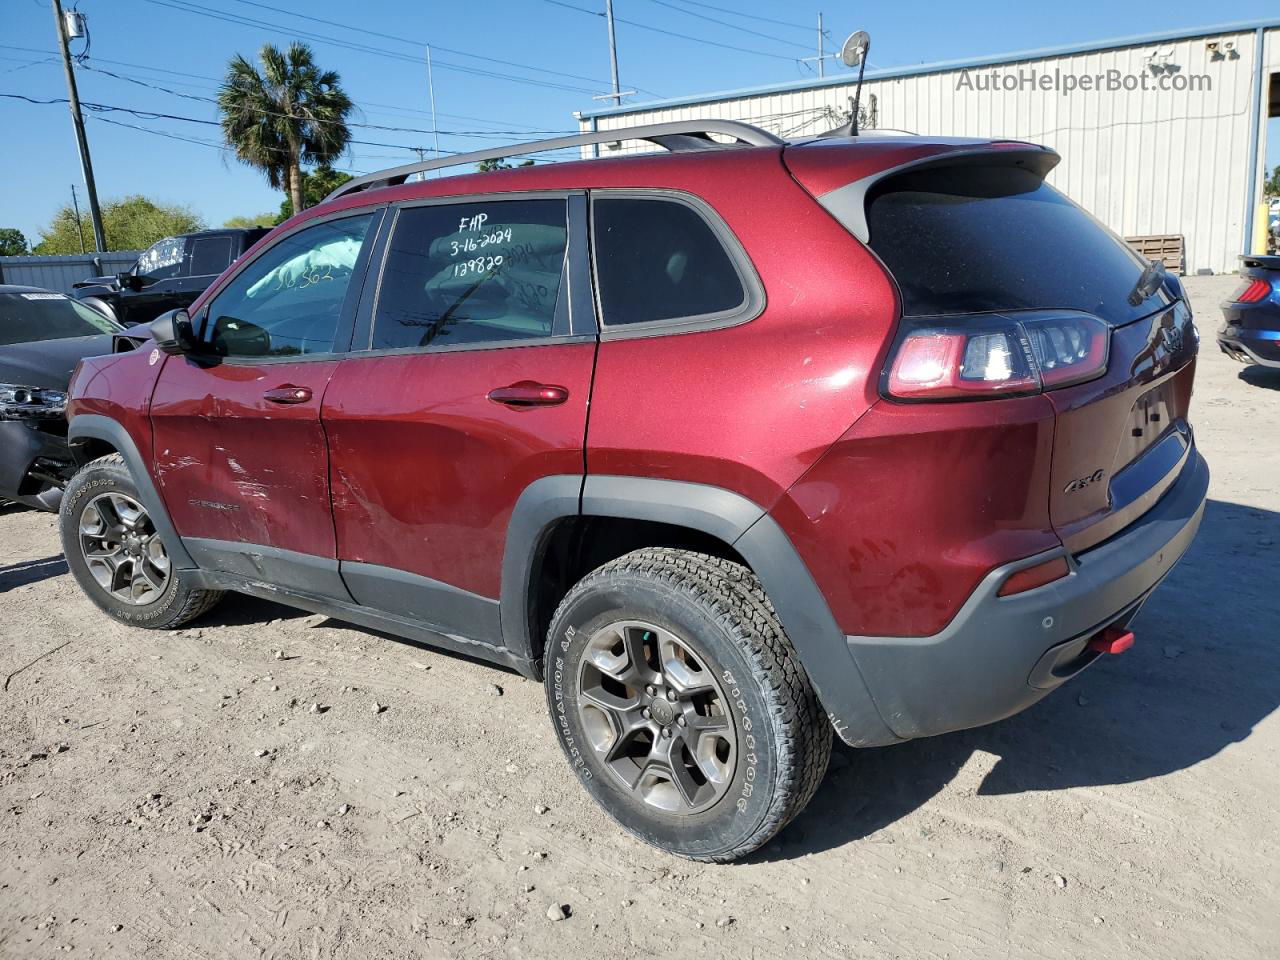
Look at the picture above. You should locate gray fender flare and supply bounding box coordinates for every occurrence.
[501,473,900,747]
[66,414,195,570]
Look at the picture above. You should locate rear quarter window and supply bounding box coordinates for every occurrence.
[592,196,752,329]
[866,165,1156,323]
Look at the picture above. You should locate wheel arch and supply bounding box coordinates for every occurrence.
[501,474,900,746]
[66,414,195,570]
[78,296,119,324]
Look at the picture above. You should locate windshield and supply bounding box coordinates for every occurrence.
[134,236,185,279]
[865,165,1166,324]
[0,292,123,345]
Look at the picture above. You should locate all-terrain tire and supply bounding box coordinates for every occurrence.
[544,547,831,862]
[59,454,224,629]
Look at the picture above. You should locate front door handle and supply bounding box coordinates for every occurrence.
[264,385,313,404]
[487,381,569,407]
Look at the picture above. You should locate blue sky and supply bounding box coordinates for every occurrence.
[2,0,1278,244]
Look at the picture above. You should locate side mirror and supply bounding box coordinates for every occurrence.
[116,271,138,290]
[149,309,198,356]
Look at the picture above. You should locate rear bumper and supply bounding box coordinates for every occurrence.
[1217,327,1280,367]
[845,447,1209,741]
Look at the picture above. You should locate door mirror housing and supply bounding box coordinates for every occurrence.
[149,309,198,356]
[119,271,160,291]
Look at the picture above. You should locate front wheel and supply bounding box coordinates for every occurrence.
[59,454,224,629]
[545,548,831,862]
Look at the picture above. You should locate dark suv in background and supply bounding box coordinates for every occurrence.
[56,120,1207,862]
[1,285,123,510]
[72,226,270,327]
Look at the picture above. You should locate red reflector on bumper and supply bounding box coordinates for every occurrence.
[1088,627,1135,655]
[997,556,1070,597]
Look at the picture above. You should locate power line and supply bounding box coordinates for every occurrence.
[14,93,570,145]
[73,63,580,139]
[639,0,813,52]
[220,0,628,90]
[0,53,58,74]
[7,92,576,165]
[539,0,798,62]
[139,0,606,95]
[89,113,372,176]
[1,44,573,133]
[660,0,815,32]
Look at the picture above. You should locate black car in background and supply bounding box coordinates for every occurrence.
[71,226,270,327]
[1,285,125,511]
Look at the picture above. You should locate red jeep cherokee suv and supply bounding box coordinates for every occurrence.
[58,121,1207,861]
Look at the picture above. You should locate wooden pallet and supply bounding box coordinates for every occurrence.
[1125,235,1185,275]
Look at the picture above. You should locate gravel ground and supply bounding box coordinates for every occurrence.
[1,274,1277,959]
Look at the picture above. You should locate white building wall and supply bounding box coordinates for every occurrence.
[582,27,1280,274]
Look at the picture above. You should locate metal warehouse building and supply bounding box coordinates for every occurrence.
[576,19,1280,275]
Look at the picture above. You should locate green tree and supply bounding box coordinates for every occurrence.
[0,228,29,256]
[222,213,276,229]
[218,42,353,216]
[476,159,535,173]
[1266,164,1280,201]
[33,196,204,254]
[274,165,353,223]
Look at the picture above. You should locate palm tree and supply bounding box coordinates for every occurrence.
[218,43,353,217]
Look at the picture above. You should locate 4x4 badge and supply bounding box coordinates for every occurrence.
[1064,469,1105,493]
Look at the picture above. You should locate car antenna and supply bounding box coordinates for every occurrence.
[842,31,871,136]
[817,31,871,139]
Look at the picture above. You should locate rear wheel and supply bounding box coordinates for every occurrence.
[59,454,223,629]
[545,548,830,862]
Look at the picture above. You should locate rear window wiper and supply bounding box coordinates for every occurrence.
[1127,259,1167,307]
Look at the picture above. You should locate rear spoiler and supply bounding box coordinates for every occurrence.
[786,142,1059,244]
[1240,254,1280,271]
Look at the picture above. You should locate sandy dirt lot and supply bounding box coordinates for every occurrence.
[1,274,1277,959]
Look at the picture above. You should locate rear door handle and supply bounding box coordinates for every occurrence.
[264,385,313,404]
[487,381,569,407]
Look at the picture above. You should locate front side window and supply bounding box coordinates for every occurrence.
[592,197,747,327]
[202,214,374,358]
[134,236,185,280]
[189,236,235,277]
[372,199,568,351]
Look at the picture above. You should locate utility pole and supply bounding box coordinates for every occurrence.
[51,0,106,252]
[70,184,86,254]
[605,0,621,106]
[425,45,441,175]
[817,13,825,79]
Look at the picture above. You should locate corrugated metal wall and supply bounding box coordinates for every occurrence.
[0,252,141,295]
[584,27,1279,275]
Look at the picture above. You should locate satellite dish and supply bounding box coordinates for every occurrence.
[841,31,870,68]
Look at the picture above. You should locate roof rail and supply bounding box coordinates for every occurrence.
[325,119,784,202]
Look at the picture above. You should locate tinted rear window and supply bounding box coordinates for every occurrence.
[593,197,746,327]
[866,166,1155,323]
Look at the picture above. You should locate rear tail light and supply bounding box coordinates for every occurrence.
[884,312,1109,401]
[1230,278,1271,303]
